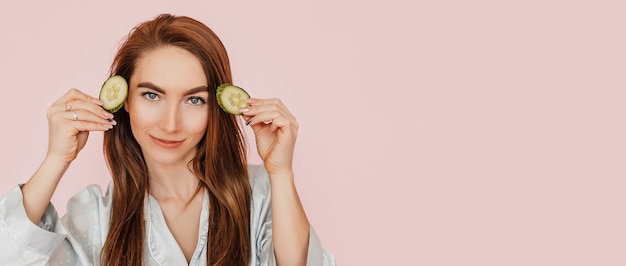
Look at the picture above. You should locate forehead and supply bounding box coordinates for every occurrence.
[132,46,208,90]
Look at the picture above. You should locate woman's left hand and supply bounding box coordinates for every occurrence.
[241,98,298,176]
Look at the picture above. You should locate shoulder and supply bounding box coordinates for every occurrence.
[66,182,113,214]
[247,165,272,230]
[62,182,113,246]
[247,164,272,208]
[247,164,270,193]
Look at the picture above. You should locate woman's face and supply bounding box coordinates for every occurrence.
[125,46,209,167]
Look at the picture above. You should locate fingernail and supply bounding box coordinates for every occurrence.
[246,98,255,104]
[103,111,114,119]
[245,118,253,126]
[110,119,117,125]
[94,99,104,105]
[239,108,249,113]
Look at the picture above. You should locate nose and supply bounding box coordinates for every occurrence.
[160,102,180,133]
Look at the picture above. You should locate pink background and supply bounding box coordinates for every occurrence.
[1,1,625,265]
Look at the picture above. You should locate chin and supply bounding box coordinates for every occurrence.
[144,150,196,167]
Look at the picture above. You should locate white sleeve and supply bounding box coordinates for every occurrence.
[0,184,112,265]
[249,165,336,266]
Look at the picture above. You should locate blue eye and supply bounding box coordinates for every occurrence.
[188,97,206,105]
[142,92,159,101]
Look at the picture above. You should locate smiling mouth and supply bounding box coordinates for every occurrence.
[151,136,184,149]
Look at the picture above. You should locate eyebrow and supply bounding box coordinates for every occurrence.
[137,82,208,95]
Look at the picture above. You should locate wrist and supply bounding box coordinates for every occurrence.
[43,153,72,170]
[266,168,295,182]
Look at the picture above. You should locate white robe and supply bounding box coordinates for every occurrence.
[0,164,335,265]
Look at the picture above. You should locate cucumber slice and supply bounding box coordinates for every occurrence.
[99,75,128,113]
[216,84,250,115]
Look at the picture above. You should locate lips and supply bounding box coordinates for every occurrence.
[151,136,184,149]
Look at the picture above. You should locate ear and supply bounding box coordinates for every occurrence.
[124,88,131,112]
[124,77,133,112]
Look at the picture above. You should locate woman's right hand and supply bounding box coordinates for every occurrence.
[21,88,116,224]
[46,88,116,164]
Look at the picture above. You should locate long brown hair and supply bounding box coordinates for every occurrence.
[101,14,251,265]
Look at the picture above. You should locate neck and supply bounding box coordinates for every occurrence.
[147,161,200,202]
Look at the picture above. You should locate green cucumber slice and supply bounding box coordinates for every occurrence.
[99,75,128,113]
[216,84,250,115]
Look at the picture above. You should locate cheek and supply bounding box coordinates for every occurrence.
[129,111,148,131]
[128,100,160,132]
[183,110,209,135]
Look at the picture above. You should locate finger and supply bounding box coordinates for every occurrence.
[247,111,298,136]
[53,88,103,107]
[275,115,299,133]
[268,116,290,133]
[246,98,293,117]
[242,115,253,126]
[49,110,115,132]
[70,120,115,132]
[245,110,281,127]
[64,109,116,126]
[243,115,298,134]
[64,99,114,121]
[242,116,273,127]
[241,103,295,124]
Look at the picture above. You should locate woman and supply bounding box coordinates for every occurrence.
[0,14,335,265]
